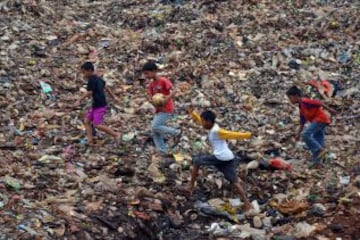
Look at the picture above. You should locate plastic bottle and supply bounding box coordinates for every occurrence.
[39,81,55,100]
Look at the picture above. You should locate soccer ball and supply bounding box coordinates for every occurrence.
[152,93,165,107]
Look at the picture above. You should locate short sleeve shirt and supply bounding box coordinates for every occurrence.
[87,75,107,108]
[147,77,174,113]
[299,97,330,124]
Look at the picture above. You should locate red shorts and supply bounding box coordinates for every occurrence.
[86,107,106,125]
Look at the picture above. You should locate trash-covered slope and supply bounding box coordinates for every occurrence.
[0,0,359,239]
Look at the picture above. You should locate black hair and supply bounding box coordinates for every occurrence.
[81,62,94,72]
[201,110,216,123]
[286,86,302,97]
[142,61,158,72]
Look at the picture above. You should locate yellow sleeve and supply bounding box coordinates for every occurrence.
[218,128,252,140]
[190,110,203,125]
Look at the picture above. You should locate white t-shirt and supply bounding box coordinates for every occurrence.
[208,124,235,161]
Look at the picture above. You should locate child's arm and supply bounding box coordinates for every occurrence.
[296,112,306,141]
[188,109,203,125]
[322,103,337,115]
[218,129,252,140]
[296,124,305,141]
[161,78,176,103]
[163,88,177,103]
[105,86,119,102]
[75,91,92,106]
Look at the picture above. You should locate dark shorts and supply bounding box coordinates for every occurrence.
[193,155,238,184]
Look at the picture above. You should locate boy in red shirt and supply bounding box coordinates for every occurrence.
[142,61,181,155]
[287,86,336,167]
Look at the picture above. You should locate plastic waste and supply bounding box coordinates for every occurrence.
[63,145,74,159]
[39,81,52,94]
[39,81,55,100]
[234,224,266,239]
[7,120,29,137]
[244,200,261,217]
[288,59,301,69]
[8,120,16,137]
[310,203,326,216]
[0,193,9,208]
[293,222,315,238]
[339,176,350,185]
[181,160,190,170]
[338,51,351,64]
[17,224,38,236]
[229,198,242,208]
[253,216,262,228]
[194,201,236,222]
[206,222,239,236]
[122,132,136,142]
[4,176,21,191]
[147,163,166,183]
[268,158,292,171]
[262,217,272,229]
[246,160,259,170]
[193,141,202,151]
[99,39,110,48]
[38,155,63,163]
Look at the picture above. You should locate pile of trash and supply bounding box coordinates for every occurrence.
[0,0,359,239]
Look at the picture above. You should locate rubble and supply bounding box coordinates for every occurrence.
[0,0,359,239]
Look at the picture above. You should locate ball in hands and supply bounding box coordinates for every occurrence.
[152,93,165,107]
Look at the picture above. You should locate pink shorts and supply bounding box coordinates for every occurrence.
[86,107,106,125]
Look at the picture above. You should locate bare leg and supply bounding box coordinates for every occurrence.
[186,165,200,193]
[95,124,119,139]
[232,179,252,210]
[84,119,94,145]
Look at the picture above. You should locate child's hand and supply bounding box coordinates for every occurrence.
[187,107,195,115]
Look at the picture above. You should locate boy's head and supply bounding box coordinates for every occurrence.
[80,62,95,78]
[200,110,216,129]
[142,61,158,79]
[286,86,302,104]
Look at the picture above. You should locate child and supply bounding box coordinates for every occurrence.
[75,62,120,145]
[286,86,336,167]
[142,61,181,155]
[183,108,253,210]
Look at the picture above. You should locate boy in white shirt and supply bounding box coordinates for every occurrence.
[183,108,252,210]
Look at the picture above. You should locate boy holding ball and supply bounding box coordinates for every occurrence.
[142,61,181,155]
